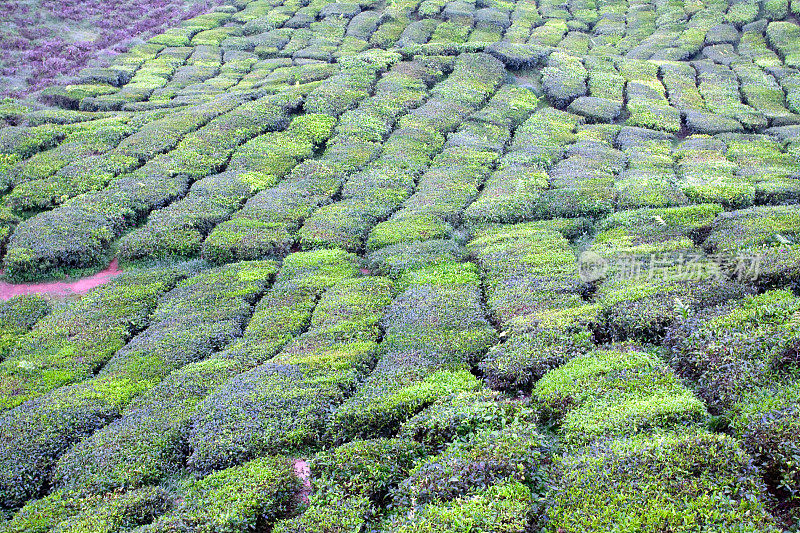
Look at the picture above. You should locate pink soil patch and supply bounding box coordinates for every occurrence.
[0,258,121,300]
[293,459,312,505]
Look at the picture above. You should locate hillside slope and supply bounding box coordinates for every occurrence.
[0,0,223,97]
[1,0,800,531]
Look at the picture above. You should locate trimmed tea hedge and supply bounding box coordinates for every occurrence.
[0,261,277,510]
[534,348,707,444]
[546,431,780,532]
[117,113,335,262]
[0,295,50,362]
[392,422,552,507]
[143,455,299,532]
[701,204,800,287]
[0,0,798,525]
[187,272,394,472]
[4,93,301,280]
[0,265,194,411]
[52,250,362,495]
[329,262,495,440]
[3,486,172,533]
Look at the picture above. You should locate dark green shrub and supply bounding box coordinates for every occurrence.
[311,438,426,503]
[4,93,300,280]
[470,85,539,128]
[187,346,376,472]
[0,265,194,411]
[330,264,495,440]
[346,11,380,41]
[589,203,752,342]
[116,97,239,162]
[467,222,581,325]
[666,289,800,410]
[701,205,800,287]
[329,357,484,442]
[567,96,622,122]
[187,276,393,472]
[305,50,401,116]
[0,262,277,510]
[54,251,362,494]
[767,21,800,68]
[392,422,552,507]
[0,295,50,361]
[0,124,66,162]
[481,323,595,391]
[596,277,750,343]
[367,239,466,279]
[614,133,687,209]
[739,404,800,503]
[485,42,550,69]
[272,495,370,533]
[538,139,622,218]
[399,389,523,448]
[547,431,780,532]
[119,112,334,262]
[4,486,172,533]
[144,456,299,533]
[381,479,534,533]
[541,52,587,108]
[299,59,449,253]
[533,348,707,445]
[52,358,243,495]
[202,162,342,263]
[367,215,454,252]
[695,60,766,131]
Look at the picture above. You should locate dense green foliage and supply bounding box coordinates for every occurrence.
[1,0,800,529]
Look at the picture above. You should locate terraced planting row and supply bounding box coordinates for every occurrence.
[1,0,800,530]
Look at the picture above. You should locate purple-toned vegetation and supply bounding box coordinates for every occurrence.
[0,0,219,97]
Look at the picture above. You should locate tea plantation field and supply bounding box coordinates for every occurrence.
[0,0,800,530]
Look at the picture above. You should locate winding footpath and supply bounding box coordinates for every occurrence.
[0,259,121,300]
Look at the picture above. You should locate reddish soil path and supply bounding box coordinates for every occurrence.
[293,459,312,505]
[0,259,121,300]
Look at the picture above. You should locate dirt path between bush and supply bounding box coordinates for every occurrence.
[293,459,312,505]
[0,258,120,300]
